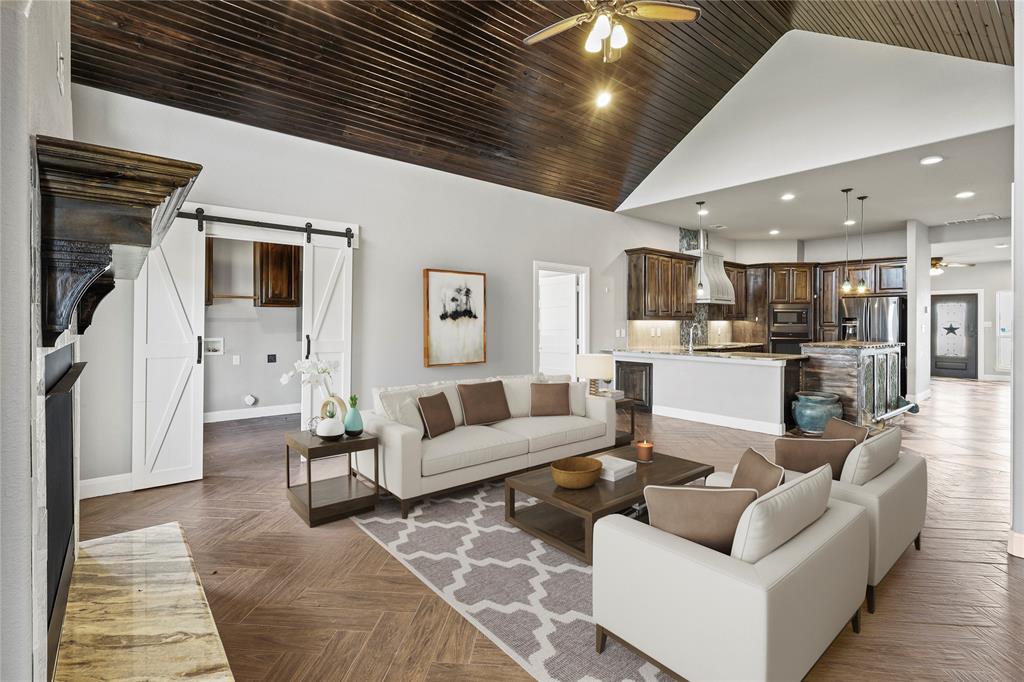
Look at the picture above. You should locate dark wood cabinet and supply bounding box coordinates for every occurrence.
[845,263,875,293]
[876,262,907,292]
[615,361,652,412]
[769,265,812,304]
[724,264,746,319]
[817,264,841,339]
[745,266,768,323]
[254,242,302,307]
[627,248,698,321]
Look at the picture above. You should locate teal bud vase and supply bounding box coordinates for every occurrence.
[344,406,363,437]
[792,391,843,435]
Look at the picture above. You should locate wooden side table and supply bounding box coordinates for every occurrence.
[285,431,379,527]
[614,397,636,446]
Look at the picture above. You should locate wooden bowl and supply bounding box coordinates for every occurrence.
[550,457,603,489]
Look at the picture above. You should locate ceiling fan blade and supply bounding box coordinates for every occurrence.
[523,12,594,45]
[620,1,700,22]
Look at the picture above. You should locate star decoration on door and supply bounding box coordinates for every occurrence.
[943,324,960,335]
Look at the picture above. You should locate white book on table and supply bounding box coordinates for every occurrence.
[594,454,637,482]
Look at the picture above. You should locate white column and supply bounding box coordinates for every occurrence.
[1010,0,1024,558]
[905,219,931,403]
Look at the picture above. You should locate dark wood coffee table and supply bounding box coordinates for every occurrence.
[504,447,713,564]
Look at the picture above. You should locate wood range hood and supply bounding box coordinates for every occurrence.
[35,136,202,346]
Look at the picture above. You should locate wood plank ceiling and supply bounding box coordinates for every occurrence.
[70,1,1014,211]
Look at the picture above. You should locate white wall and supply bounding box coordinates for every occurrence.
[1,1,73,678]
[802,229,907,262]
[733,239,802,263]
[930,261,1011,379]
[906,220,932,401]
[620,30,1013,213]
[72,85,680,477]
[204,238,301,415]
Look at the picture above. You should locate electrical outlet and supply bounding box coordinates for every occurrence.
[232,355,241,366]
[267,354,277,363]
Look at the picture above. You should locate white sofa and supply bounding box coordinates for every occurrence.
[593,491,869,681]
[711,427,928,613]
[598,471,868,682]
[359,374,615,517]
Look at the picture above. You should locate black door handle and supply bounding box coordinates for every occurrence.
[197,336,203,364]
[305,334,311,360]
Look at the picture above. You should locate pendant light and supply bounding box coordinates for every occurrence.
[841,189,853,293]
[695,201,705,296]
[856,195,869,294]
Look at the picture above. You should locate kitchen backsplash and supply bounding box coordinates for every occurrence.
[627,320,681,350]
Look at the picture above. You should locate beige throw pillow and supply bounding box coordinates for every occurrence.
[530,383,571,416]
[774,437,858,481]
[840,426,902,485]
[645,486,758,555]
[417,392,456,439]
[457,380,511,426]
[731,464,832,564]
[823,417,870,444]
[731,448,785,497]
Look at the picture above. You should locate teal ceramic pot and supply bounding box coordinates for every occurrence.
[792,391,843,434]
[344,407,363,437]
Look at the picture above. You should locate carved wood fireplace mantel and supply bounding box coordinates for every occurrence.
[34,136,202,346]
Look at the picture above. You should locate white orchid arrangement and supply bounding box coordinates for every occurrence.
[280,359,339,396]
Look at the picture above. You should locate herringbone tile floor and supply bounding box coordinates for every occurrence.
[80,378,1023,680]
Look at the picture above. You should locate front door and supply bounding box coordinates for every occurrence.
[931,294,978,379]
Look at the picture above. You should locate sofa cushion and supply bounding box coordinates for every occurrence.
[458,381,512,426]
[421,426,528,477]
[823,417,870,444]
[774,437,857,481]
[731,448,785,497]
[497,376,535,418]
[645,486,758,555]
[531,383,571,416]
[376,386,425,439]
[840,427,902,485]
[417,392,456,439]
[731,464,832,564]
[542,375,587,417]
[490,416,606,453]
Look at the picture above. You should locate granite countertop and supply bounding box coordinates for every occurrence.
[802,341,904,349]
[612,348,806,362]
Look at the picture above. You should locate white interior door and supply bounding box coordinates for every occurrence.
[300,234,353,424]
[132,218,205,490]
[538,273,578,377]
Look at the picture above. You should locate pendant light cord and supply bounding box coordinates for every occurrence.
[858,195,868,264]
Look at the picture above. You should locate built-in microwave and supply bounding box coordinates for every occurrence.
[770,304,810,333]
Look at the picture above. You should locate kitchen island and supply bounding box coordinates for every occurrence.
[613,349,805,435]
[800,341,905,426]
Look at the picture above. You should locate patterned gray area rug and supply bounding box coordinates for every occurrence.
[354,483,670,682]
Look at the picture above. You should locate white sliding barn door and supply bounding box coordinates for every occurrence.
[301,234,353,424]
[132,218,205,490]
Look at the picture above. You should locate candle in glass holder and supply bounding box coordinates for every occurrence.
[636,440,654,463]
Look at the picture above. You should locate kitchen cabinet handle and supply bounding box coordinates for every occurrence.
[305,334,311,360]
[197,336,203,365]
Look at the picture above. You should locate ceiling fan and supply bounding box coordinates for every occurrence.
[523,0,700,63]
[930,257,975,276]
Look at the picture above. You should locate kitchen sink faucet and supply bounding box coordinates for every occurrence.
[688,325,697,353]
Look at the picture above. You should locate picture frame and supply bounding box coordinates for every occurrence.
[423,268,487,367]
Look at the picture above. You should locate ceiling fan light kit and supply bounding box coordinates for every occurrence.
[524,1,700,65]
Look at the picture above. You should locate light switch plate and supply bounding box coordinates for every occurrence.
[232,355,241,365]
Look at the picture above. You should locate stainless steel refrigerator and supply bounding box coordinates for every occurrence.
[840,296,908,394]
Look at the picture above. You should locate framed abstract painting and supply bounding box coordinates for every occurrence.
[423,268,486,367]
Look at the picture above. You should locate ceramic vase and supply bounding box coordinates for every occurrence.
[792,391,843,434]
[344,406,363,437]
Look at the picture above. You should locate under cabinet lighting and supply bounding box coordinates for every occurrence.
[920,155,944,165]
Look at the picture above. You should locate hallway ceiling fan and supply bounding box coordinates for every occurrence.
[523,0,700,63]
[930,257,975,276]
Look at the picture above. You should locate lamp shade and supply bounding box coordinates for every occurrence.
[576,353,614,381]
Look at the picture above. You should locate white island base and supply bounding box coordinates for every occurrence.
[614,351,805,435]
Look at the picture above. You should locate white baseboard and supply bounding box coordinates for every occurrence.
[203,402,301,423]
[981,374,1011,382]
[1009,530,1024,558]
[907,389,932,403]
[652,405,785,436]
[80,473,132,499]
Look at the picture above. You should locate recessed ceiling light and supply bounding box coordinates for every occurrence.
[955,190,975,199]
[769,229,780,236]
[995,243,1010,249]
[843,219,856,226]
[711,224,727,230]
[780,193,795,201]
[595,91,612,108]
[920,155,944,165]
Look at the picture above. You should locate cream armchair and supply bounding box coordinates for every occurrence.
[592,499,869,681]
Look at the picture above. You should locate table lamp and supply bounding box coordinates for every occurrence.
[576,353,614,396]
